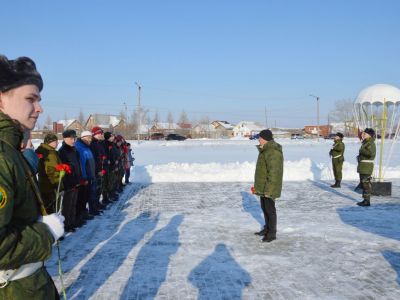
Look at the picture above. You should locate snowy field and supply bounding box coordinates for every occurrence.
[44,138,400,299]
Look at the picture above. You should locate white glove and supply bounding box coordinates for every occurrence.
[39,214,65,243]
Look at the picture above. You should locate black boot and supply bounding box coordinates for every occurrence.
[254,228,267,236]
[330,180,341,188]
[262,235,276,243]
[357,199,370,206]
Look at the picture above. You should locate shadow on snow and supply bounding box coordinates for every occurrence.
[337,203,400,242]
[119,214,184,300]
[66,211,159,299]
[382,250,400,285]
[241,191,263,227]
[310,180,359,203]
[188,243,251,300]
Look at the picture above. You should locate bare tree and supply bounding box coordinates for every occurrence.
[44,115,52,130]
[167,112,174,128]
[178,110,189,124]
[77,108,85,124]
[152,110,160,125]
[329,99,354,123]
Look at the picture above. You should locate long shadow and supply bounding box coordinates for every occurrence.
[188,244,251,300]
[310,179,359,202]
[337,204,400,241]
[120,214,184,300]
[241,191,264,227]
[47,183,151,275]
[382,250,400,285]
[66,211,159,299]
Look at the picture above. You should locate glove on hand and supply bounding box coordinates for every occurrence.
[39,214,65,243]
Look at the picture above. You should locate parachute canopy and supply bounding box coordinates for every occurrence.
[355,84,400,105]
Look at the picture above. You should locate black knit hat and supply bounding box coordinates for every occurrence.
[336,132,344,139]
[0,55,43,92]
[259,129,273,141]
[44,133,58,144]
[364,128,375,137]
[62,129,77,138]
[104,132,113,140]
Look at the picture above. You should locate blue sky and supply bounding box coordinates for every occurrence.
[2,0,399,128]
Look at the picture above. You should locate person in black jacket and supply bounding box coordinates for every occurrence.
[104,132,119,200]
[90,126,109,207]
[58,130,82,232]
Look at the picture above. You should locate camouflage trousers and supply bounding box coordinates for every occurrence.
[360,174,372,200]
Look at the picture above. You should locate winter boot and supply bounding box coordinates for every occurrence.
[254,228,267,236]
[357,199,370,207]
[330,180,341,188]
[262,236,276,243]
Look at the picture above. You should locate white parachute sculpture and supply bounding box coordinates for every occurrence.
[353,83,400,182]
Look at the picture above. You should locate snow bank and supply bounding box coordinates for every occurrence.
[133,158,400,183]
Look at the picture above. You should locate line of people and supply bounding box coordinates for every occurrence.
[34,128,134,233]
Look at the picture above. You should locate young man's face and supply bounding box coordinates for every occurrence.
[334,136,340,141]
[258,136,267,146]
[94,133,104,141]
[0,85,43,130]
[362,132,370,140]
[64,136,76,147]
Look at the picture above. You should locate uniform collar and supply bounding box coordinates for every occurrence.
[0,111,24,149]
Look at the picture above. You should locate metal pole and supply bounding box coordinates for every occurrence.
[310,94,320,141]
[135,82,142,142]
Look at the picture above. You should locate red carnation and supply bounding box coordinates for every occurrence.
[108,146,112,150]
[251,186,255,194]
[37,153,43,159]
[101,169,106,175]
[101,155,107,160]
[55,163,72,175]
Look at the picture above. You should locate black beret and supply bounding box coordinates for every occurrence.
[259,129,273,141]
[63,129,77,138]
[0,55,43,92]
[336,132,344,139]
[364,128,375,137]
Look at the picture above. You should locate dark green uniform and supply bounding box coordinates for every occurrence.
[330,140,345,181]
[36,143,63,214]
[357,137,376,202]
[254,140,284,240]
[0,112,58,300]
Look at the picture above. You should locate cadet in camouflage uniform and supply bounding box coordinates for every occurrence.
[329,132,345,188]
[356,128,376,206]
[253,129,284,243]
[0,55,64,299]
[36,133,63,213]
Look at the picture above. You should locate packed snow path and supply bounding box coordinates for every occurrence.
[48,181,400,299]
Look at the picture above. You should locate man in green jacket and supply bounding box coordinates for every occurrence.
[253,129,283,243]
[329,132,345,188]
[356,128,376,207]
[0,55,64,299]
[36,133,63,214]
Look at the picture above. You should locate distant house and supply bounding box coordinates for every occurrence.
[192,124,217,138]
[150,122,181,135]
[232,121,264,137]
[85,114,125,132]
[304,125,332,137]
[55,119,84,135]
[211,120,234,138]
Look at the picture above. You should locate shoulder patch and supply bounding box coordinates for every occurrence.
[0,186,7,209]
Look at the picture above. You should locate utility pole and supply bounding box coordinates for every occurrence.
[135,82,142,142]
[309,94,320,141]
[264,106,268,128]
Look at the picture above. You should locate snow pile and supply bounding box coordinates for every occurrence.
[133,158,400,183]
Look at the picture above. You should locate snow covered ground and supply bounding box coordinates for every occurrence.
[44,138,400,299]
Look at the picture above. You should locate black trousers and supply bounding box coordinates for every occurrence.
[260,196,277,238]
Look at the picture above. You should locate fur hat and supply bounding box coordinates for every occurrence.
[259,129,273,141]
[91,126,103,136]
[336,132,344,139]
[81,131,92,138]
[44,133,58,144]
[0,55,43,92]
[63,129,77,138]
[364,128,375,137]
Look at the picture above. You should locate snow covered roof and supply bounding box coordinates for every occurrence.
[153,122,180,130]
[355,84,400,104]
[57,119,77,128]
[233,121,264,132]
[212,121,234,130]
[89,114,122,128]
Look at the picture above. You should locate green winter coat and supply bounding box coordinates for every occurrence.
[36,143,63,194]
[357,137,376,175]
[0,112,57,299]
[329,140,345,161]
[254,140,284,199]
